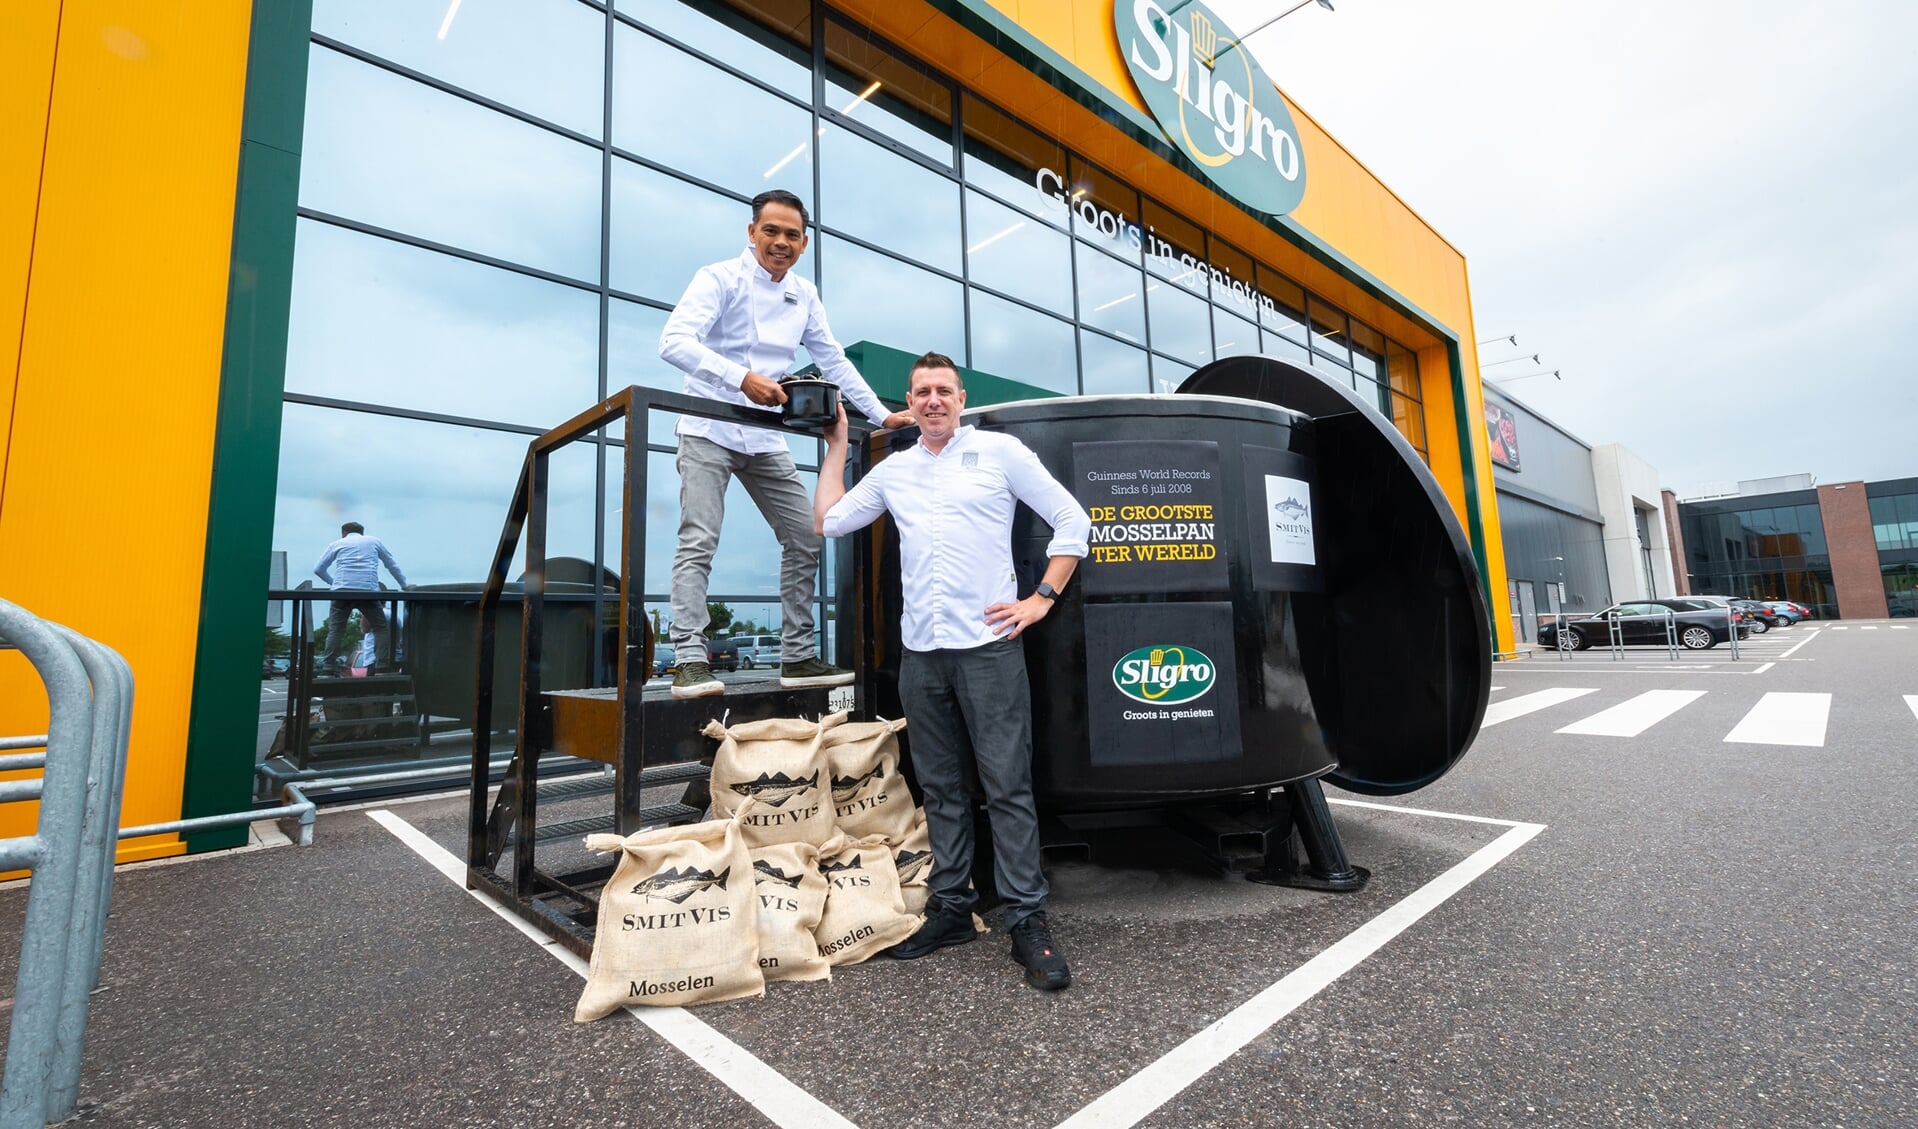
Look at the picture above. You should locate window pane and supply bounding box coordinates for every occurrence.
[613,25,813,196]
[607,298,681,395]
[301,46,601,280]
[1256,267,1307,340]
[1146,280,1212,366]
[1079,331,1147,396]
[965,190,1071,317]
[1350,319,1384,382]
[818,124,961,274]
[1309,298,1350,364]
[1206,238,1261,323]
[1386,340,1419,397]
[623,0,812,102]
[968,289,1075,395]
[1065,158,1142,263]
[1076,243,1145,344]
[1141,199,1207,295]
[274,405,598,588]
[1260,329,1309,365]
[961,94,1070,228]
[286,220,598,426]
[825,19,954,165]
[815,234,965,361]
[1150,354,1194,393]
[609,158,753,304]
[635,450,805,602]
[313,0,606,136]
[1392,391,1426,451]
[1213,308,1259,359]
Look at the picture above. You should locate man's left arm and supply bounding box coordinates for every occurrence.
[984,445,1091,639]
[802,299,914,430]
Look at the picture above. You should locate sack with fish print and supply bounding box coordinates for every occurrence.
[812,832,919,966]
[704,711,846,847]
[892,810,934,916]
[745,821,832,985]
[822,716,918,843]
[575,818,762,1020]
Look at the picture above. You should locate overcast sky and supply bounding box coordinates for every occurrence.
[1214,0,1918,496]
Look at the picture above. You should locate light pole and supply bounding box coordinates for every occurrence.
[1238,0,1336,41]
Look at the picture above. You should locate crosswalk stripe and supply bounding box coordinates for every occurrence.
[1556,689,1707,737]
[1906,695,1918,724]
[1831,626,1849,631]
[1894,625,1911,630]
[1861,625,1879,631]
[1724,692,1832,747]
[1481,687,1597,728]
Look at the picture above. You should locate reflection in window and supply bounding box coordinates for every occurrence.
[635,451,810,603]
[961,94,1070,227]
[613,25,813,196]
[1080,331,1147,396]
[1151,354,1195,394]
[313,0,606,137]
[1386,340,1420,397]
[1065,159,1143,263]
[274,403,598,587]
[623,0,813,102]
[1349,320,1384,382]
[969,290,1075,395]
[1141,199,1207,295]
[816,235,965,362]
[1257,268,1308,342]
[1392,391,1426,452]
[1146,281,1211,366]
[1309,299,1349,365]
[818,124,961,274]
[610,159,758,306]
[1260,330,1310,365]
[965,190,1071,317]
[1076,243,1145,344]
[286,220,598,426]
[301,46,602,281]
[607,299,680,396]
[1213,308,1260,359]
[1206,238,1261,323]
[825,19,954,164]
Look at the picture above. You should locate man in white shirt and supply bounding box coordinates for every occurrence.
[312,521,410,674]
[658,188,912,699]
[813,352,1090,991]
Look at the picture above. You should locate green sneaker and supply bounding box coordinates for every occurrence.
[671,661,724,699]
[779,657,855,689]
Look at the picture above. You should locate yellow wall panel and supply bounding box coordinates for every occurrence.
[1,2,65,502]
[0,0,253,863]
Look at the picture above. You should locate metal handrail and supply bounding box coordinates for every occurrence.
[0,600,134,1128]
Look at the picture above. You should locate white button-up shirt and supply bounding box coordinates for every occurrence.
[658,248,891,456]
[823,426,1091,652]
[314,533,408,591]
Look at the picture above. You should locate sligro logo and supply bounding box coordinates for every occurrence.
[1117,0,1307,216]
[1113,646,1217,704]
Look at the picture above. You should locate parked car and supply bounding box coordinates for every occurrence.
[1762,601,1805,624]
[261,655,289,679]
[730,634,782,670]
[1538,599,1747,651]
[653,640,739,676]
[1728,598,1784,632]
[705,637,744,672]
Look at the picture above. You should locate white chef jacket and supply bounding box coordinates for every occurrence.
[657,248,891,455]
[822,426,1090,652]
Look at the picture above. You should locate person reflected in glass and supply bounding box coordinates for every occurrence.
[313,520,410,676]
[658,188,912,699]
[812,353,1090,991]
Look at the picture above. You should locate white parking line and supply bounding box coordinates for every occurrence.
[1831,626,1849,631]
[1481,687,1597,727]
[369,810,861,1129]
[1555,689,1707,737]
[1905,695,1918,724]
[1895,626,1911,630]
[1861,625,1879,631]
[1724,692,1833,747]
[1775,630,1822,659]
[1054,813,1545,1129]
[1489,686,1505,692]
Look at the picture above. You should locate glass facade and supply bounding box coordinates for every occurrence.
[1679,501,1836,618]
[1869,491,1918,616]
[268,0,1435,768]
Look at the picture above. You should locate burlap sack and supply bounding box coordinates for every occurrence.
[704,711,846,847]
[823,716,918,843]
[575,819,763,1020]
[813,832,919,966]
[892,810,933,915]
[746,821,831,984]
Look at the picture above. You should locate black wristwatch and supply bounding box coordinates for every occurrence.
[1034,582,1059,600]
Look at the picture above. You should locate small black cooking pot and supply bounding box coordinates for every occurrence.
[779,376,840,428]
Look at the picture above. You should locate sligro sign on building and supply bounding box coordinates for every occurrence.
[1118,0,1308,216]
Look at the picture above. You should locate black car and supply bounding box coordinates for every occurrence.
[1539,598,1747,651]
[654,640,739,676]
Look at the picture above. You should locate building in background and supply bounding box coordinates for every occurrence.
[1672,475,1918,619]
[4,0,1520,861]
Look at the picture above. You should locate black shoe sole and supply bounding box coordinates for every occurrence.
[1022,967,1072,991]
[887,929,976,961]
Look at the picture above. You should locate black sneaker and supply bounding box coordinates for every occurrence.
[671,661,724,699]
[887,907,977,960]
[779,657,855,689]
[1009,914,1071,991]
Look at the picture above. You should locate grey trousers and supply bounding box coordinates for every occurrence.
[899,639,1049,929]
[321,597,390,667]
[670,434,821,664]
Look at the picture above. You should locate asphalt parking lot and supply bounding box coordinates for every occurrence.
[12,620,1916,1127]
